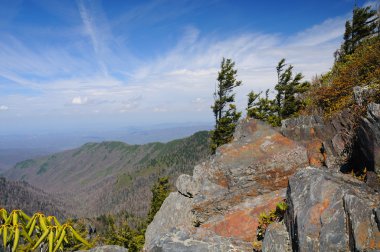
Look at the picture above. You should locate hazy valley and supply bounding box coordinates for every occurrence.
[3,131,210,218]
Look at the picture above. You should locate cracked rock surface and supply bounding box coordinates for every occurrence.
[285,167,380,252]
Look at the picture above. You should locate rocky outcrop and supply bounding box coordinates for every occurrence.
[357,102,380,176]
[145,87,380,251]
[144,192,195,251]
[282,87,380,177]
[281,110,357,169]
[285,167,380,252]
[192,119,308,224]
[262,222,291,252]
[145,119,309,251]
[76,245,128,252]
[353,85,376,106]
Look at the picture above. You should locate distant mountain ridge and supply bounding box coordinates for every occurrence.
[4,131,210,218]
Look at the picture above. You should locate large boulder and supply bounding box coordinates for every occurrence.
[148,229,252,252]
[200,189,286,242]
[76,245,128,252]
[286,167,380,252]
[192,119,308,224]
[282,86,380,190]
[144,192,195,251]
[281,110,357,169]
[262,222,291,252]
[357,102,380,176]
[144,119,308,251]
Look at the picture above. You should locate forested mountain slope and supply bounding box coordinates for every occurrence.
[4,131,210,217]
[0,177,67,219]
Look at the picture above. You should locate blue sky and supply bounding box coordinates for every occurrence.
[0,0,377,134]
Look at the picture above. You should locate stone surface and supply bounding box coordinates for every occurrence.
[145,192,195,251]
[262,222,291,252]
[145,115,380,252]
[192,119,308,224]
[357,102,380,175]
[176,174,198,198]
[144,119,308,251]
[149,229,252,252]
[286,167,380,252]
[76,245,128,252]
[201,189,286,242]
[353,85,375,106]
[281,110,357,169]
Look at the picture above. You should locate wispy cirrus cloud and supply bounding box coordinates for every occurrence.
[77,0,110,76]
[0,0,356,132]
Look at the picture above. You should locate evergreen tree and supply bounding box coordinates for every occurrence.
[210,58,242,153]
[343,20,353,55]
[339,5,378,58]
[146,177,170,224]
[274,58,309,119]
[247,90,279,127]
[246,59,308,127]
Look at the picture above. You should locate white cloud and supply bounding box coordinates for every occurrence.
[288,17,346,46]
[0,105,9,111]
[153,107,168,113]
[193,97,203,103]
[125,15,345,114]
[71,96,88,105]
[0,9,349,126]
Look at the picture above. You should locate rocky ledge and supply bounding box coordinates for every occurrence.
[144,91,380,251]
[283,167,379,252]
[144,119,309,251]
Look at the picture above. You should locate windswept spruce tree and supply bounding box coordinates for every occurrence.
[210,58,242,153]
[247,58,309,127]
[337,5,379,60]
[274,59,309,119]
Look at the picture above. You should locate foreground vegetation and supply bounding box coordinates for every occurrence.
[0,177,170,252]
[0,209,90,252]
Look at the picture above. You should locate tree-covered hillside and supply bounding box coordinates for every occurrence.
[3,131,210,218]
[0,177,67,219]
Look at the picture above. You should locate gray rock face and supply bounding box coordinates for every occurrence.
[286,167,380,252]
[145,114,380,252]
[262,222,291,252]
[357,102,380,175]
[144,119,308,251]
[149,229,252,252]
[176,174,198,198]
[192,119,308,224]
[76,245,128,252]
[281,110,357,169]
[145,192,195,251]
[353,85,375,106]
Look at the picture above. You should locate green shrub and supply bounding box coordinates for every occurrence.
[309,37,380,117]
[256,201,288,241]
